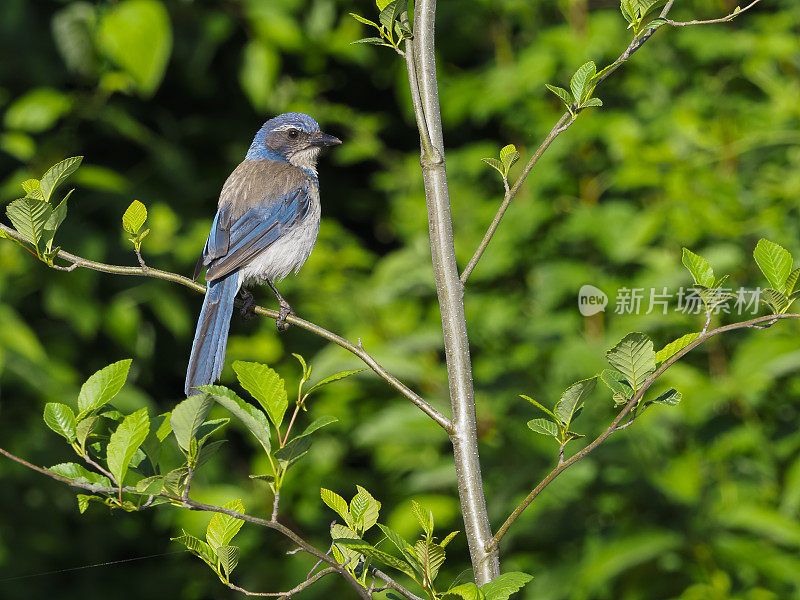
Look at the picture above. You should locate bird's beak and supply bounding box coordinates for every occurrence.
[310,132,342,147]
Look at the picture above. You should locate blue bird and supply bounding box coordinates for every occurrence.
[185,113,341,396]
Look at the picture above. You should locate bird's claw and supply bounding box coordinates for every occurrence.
[277,302,294,331]
[239,289,257,320]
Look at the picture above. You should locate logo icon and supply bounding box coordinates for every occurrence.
[578,284,607,316]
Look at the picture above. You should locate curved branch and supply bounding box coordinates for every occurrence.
[227,567,339,598]
[460,0,761,283]
[486,312,800,551]
[0,223,452,433]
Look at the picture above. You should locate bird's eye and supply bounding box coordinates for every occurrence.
[287,128,299,139]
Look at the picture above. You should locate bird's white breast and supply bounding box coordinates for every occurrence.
[240,180,321,284]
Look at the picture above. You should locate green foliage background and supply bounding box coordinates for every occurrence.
[1,0,799,598]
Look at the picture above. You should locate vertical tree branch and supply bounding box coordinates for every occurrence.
[405,0,499,584]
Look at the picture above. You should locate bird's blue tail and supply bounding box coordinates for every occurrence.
[185,272,240,396]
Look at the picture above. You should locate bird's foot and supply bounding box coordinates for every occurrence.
[238,289,257,320]
[276,301,294,331]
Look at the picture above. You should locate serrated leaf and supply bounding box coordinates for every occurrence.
[554,377,596,428]
[41,191,70,252]
[570,61,596,105]
[655,332,700,364]
[480,572,534,600]
[415,540,446,582]
[650,388,681,406]
[446,583,484,600]
[580,97,603,108]
[106,407,149,486]
[300,415,338,437]
[207,498,245,549]
[481,158,505,175]
[172,530,218,568]
[170,394,214,453]
[527,418,559,437]
[754,239,793,294]
[77,359,132,415]
[274,434,312,467]
[40,156,83,202]
[196,417,229,447]
[216,545,240,578]
[412,500,434,536]
[22,179,40,195]
[761,288,789,313]
[646,17,669,28]
[499,144,520,172]
[306,369,365,395]
[521,395,556,418]
[162,466,189,496]
[331,525,363,566]
[43,403,77,442]
[199,385,271,455]
[49,462,112,487]
[681,248,715,287]
[607,333,656,391]
[379,0,406,32]
[291,353,310,380]
[350,13,379,28]
[136,474,165,494]
[351,485,381,532]
[377,524,419,569]
[599,368,633,399]
[441,530,459,547]
[6,197,52,248]
[545,84,573,109]
[75,416,99,450]
[232,361,287,429]
[321,488,355,529]
[335,538,418,578]
[122,199,147,235]
[785,268,800,295]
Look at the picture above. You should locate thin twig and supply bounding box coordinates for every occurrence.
[486,312,800,551]
[460,0,759,283]
[0,223,452,433]
[271,490,280,522]
[370,567,427,600]
[182,466,194,504]
[226,567,338,598]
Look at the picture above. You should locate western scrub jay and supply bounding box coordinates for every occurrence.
[185,113,341,396]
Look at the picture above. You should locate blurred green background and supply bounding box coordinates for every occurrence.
[1,0,799,598]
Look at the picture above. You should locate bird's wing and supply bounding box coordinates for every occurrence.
[202,183,312,282]
[193,204,232,280]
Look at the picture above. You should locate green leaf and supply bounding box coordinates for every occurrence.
[300,415,338,436]
[97,0,172,97]
[655,332,700,364]
[335,538,418,578]
[162,466,189,496]
[196,439,226,469]
[136,474,165,494]
[106,407,150,486]
[599,368,633,399]
[785,268,800,295]
[351,485,381,532]
[754,239,793,294]
[122,200,147,235]
[481,158,505,175]
[350,13,379,28]
[499,144,520,172]
[580,97,603,108]
[49,462,112,488]
[77,494,105,514]
[274,434,312,466]
[248,474,275,482]
[415,539,446,582]
[761,288,789,313]
[196,418,229,447]
[77,359,132,415]
[351,37,391,46]
[377,524,419,568]
[646,17,669,28]
[441,530,459,547]
[527,418,559,437]
[321,488,355,529]
[376,0,393,9]
[570,61,596,105]
[41,192,71,253]
[292,353,310,381]
[545,84,573,109]
[4,88,73,133]
[170,394,214,453]
[607,333,656,392]
[232,361,287,429]
[650,388,682,406]
[446,583,485,600]
[682,248,715,287]
[412,500,434,536]
[75,416,100,450]
[554,377,597,428]
[43,403,77,442]
[306,369,365,395]
[521,395,556,418]
[199,385,271,455]
[6,197,52,248]
[379,0,406,32]
[172,530,218,568]
[206,498,245,549]
[40,156,83,202]
[480,572,534,600]
[22,179,41,197]
[331,525,363,566]
[216,545,240,579]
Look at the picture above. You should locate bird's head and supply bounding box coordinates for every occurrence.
[246,112,341,172]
